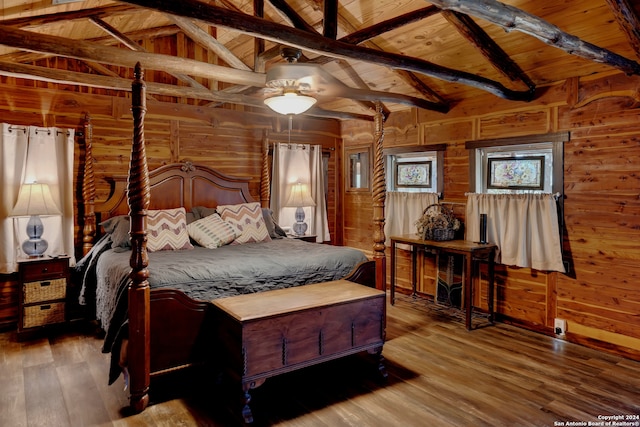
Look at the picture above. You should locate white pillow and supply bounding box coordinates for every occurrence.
[146,207,194,252]
[216,202,271,244]
[187,213,239,248]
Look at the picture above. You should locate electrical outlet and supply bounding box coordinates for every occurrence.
[554,318,567,335]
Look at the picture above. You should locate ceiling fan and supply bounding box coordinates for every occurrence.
[263,47,445,115]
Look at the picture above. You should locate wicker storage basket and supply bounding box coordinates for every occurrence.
[416,203,460,241]
[23,278,66,304]
[23,302,65,328]
[432,227,455,241]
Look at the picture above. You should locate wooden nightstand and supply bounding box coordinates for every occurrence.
[17,256,70,339]
[287,234,317,243]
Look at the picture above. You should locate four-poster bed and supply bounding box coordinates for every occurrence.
[79,63,388,413]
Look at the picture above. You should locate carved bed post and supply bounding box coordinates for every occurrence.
[82,113,96,256]
[372,101,387,291]
[261,130,270,208]
[128,62,151,413]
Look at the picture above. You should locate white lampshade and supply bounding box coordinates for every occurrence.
[264,92,317,115]
[284,182,316,208]
[11,182,61,257]
[11,183,62,217]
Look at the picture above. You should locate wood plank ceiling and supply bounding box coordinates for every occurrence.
[1,0,639,120]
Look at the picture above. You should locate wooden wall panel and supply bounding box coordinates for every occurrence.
[422,120,473,144]
[478,109,550,140]
[0,81,342,327]
[341,119,375,252]
[344,71,640,360]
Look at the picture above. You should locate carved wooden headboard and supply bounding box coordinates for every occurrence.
[95,161,256,219]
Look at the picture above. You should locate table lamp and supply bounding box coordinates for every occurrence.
[284,182,316,236]
[10,182,62,257]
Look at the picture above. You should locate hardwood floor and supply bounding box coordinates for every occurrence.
[2,294,639,427]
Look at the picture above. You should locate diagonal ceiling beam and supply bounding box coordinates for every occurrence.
[428,0,640,76]
[305,3,448,105]
[441,10,535,90]
[340,6,440,45]
[604,0,640,59]
[0,60,372,121]
[167,14,251,71]
[0,4,138,27]
[0,24,266,87]
[89,17,208,91]
[120,0,534,101]
[0,24,443,113]
[268,0,318,33]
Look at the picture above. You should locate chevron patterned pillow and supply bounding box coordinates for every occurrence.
[217,202,271,244]
[147,207,194,252]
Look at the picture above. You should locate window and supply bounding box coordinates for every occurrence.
[465,132,569,272]
[385,145,445,194]
[345,146,370,192]
[467,132,567,196]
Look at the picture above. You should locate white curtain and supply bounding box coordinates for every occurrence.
[270,143,330,242]
[384,191,439,247]
[0,124,75,273]
[466,193,565,272]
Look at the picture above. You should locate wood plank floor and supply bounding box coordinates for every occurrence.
[2,294,639,427]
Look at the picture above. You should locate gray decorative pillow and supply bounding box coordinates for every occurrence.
[100,215,130,249]
[191,206,217,220]
[262,208,287,239]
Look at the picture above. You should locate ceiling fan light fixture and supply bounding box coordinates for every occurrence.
[264,91,317,115]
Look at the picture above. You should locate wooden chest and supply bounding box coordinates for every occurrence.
[212,279,386,422]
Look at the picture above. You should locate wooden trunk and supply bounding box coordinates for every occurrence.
[212,280,386,423]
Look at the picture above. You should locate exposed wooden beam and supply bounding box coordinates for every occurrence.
[254,0,266,71]
[428,0,640,76]
[89,17,208,92]
[167,14,250,71]
[305,4,449,105]
[266,0,391,113]
[441,10,535,90]
[604,0,640,59]
[0,60,370,120]
[120,0,534,101]
[0,4,138,27]
[338,59,390,116]
[268,0,317,34]
[0,60,247,103]
[323,0,338,39]
[0,23,442,113]
[339,6,440,45]
[0,24,266,87]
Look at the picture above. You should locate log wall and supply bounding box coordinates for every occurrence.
[0,81,343,329]
[342,71,640,360]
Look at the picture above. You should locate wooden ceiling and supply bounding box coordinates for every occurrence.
[1,0,639,120]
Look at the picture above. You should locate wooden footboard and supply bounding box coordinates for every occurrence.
[149,260,377,377]
[149,289,214,376]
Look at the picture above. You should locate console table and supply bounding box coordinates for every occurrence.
[390,234,497,330]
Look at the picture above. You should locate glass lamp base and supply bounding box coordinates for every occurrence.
[22,238,48,257]
[292,207,308,236]
[292,222,308,236]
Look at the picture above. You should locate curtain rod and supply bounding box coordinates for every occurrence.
[268,142,335,151]
[465,191,561,199]
[8,125,72,136]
